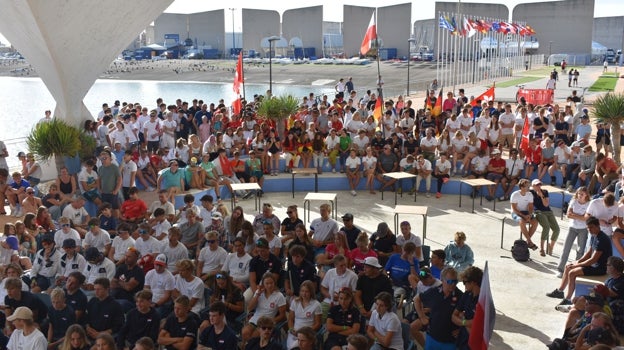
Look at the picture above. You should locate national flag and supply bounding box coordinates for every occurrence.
[519,115,531,153]
[470,86,496,107]
[476,19,490,33]
[233,51,243,95]
[468,261,496,350]
[463,17,476,38]
[424,89,432,110]
[525,25,536,35]
[232,98,242,116]
[451,17,460,35]
[439,15,455,32]
[372,97,383,122]
[431,87,443,117]
[360,11,377,56]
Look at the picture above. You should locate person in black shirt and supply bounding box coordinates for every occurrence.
[280,205,303,244]
[158,296,199,350]
[244,316,283,350]
[530,180,560,257]
[248,238,283,294]
[63,271,87,324]
[415,267,463,348]
[117,290,161,349]
[452,266,483,350]
[338,213,362,250]
[110,246,145,312]
[370,222,398,266]
[284,245,317,297]
[85,277,124,341]
[354,257,393,318]
[4,278,47,325]
[47,288,75,348]
[198,301,238,350]
[206,272,244,327]
[325,287,361,350]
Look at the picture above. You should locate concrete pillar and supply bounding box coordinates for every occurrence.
[0,0,174,126]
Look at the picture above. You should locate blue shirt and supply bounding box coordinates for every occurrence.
[444,242,474,272]
[159,167,185,190]
[385,253,419,288]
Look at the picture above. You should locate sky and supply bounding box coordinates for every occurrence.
[1,0,623,46]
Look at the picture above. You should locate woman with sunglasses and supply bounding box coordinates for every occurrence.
[242,272,286,344]
[208,271,244,327]
[281,205,303,244]
[325,287,361,350]
[286,280,321,349]
[244,316,282,350]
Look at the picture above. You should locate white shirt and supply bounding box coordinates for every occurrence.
[499,112,515,135]
[310,217,339,243]
[510,191,534,212]
[505,158,525,178]
[223,252,252,284]
[362,156,377,170]
[135,236,163,256]
[345,156,361,171]
[570,199,590,229]
[320,268,358,303]
[368,310,403,350]
[554,146,571,164]
[174,275,205,314]
[111,236,136,261]
[587,199,618,235]
[54,229,82,249]
[84,257,116,284]
[7,328,47,350]
[82,230,111,253]
[121,160,137,187]
[162,243,189,272]
[62,205,89,226]
[249,291,286,324]
[145,268,175,303]
[435,159,452,173]
[198,246,228,274]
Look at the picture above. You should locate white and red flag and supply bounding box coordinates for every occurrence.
[468,261,496,350]
[233,51,243,95]
[360,11,377,56]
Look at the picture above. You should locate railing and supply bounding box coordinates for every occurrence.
[4,136,59,182]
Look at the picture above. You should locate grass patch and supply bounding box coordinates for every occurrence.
[589,73,619,92]
[495,76,543,88]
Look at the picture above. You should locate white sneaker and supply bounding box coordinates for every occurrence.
[13,207,22,217]
[556,271,563,278]
[425,193,431,198]
[351,190,357,196]
[332,169,336,173]
[555,305,571,313]
[146,186,155,192]
[9,205,16,217]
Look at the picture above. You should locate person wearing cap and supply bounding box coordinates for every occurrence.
[29,233,62,293]
[82,246,116,290]
[57,238,87,285]
[120,187,148,224]
[85,277,125,340]
[98,149,123,218]
[338,213,361,250]
[157,159,185,203]
[248,237,283,298]
[6,306,47,350]
[110,245,145,312]
[4,277,48,325]
[414,267,463,350]
[54,217,82,250]
[354,256,393,318]
[145,253,175,318]
[510,178,539,250]
[370,222,398,266]
[547,216,613,306]
[575,113,592,144]
[530,179,560,256]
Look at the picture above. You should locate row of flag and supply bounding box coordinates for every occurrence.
[439,15,536,37]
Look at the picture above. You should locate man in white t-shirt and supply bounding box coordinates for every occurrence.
[585,193,618,236]
[510,179,539,249]
[197,231,227,281]
[414,155,432,198]
[396,221,423,261]
[222,237,252,291]
[82,218,111,257]
[108,225,135,265]
[320,254,358,316]
[309,203,339,256]
[498,104,516,149]
[61,196,90,237]
[144,254,175,318]
[148,190,175,223]
[54,217,82,249]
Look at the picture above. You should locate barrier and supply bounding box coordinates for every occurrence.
[516,88,554,105]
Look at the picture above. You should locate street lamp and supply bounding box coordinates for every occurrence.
[229,8,235,58]
[268,36,280,94]
[548,41,553,66]
[407,37,416,96]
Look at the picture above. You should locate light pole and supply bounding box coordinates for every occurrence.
[229,8,235,58]
[268,36,280,94]
[548,41,553,66]
[407,37,416,96]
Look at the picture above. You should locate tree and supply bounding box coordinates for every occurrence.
[256,94,300,139]
[593,92,624,165]
[26,118,96,176]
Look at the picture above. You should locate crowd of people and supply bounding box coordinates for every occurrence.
[0,73,622,349]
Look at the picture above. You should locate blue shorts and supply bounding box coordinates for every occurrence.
[424,334,455,350]
[511,210,529,222]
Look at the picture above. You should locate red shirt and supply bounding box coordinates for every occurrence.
[121,199,147,220]
[601,158,619,173]
[488,157,506,174]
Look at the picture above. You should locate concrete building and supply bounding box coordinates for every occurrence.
[514,0,595,57]
[153,11,225,54]
[343,3,412,59]
[593,16,624,52]
[283,6,323,59]
[0,0,173,125]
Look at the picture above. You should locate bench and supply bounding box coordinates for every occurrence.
[574,275,606,297]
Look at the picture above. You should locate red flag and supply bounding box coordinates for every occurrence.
[372,97,383,122]
[233,51,243,95]
[424,89,432,109]
[470,86,496,107]
[519,116,531,153]
[431,88,443,117]
[468,261,496,350]
[360,12,377,56]
[232,98,242,116]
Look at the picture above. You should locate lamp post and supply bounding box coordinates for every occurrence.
[407,37,416,96]
[268,36,280,94]
[548,41,553,66]
[229,8,235,58]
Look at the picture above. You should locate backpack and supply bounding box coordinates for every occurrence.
[511,239,530,262]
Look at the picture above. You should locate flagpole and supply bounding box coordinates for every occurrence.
[241,51,246,100]
[375,9,382,102]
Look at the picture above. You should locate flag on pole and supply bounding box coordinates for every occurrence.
[438,15,455,32]
[519,115,531,153]
[233,51,243,95]
[360,11,377,56]
[424,89,432,110]
[468,261,496,350]
[372,97,383,122]
[232,98,242,116]
[463,17,477,38]
[431,87,443,117]
[470,86,496,107]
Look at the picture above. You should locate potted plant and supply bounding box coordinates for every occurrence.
[593,92,624,165]
[256,94,300,139]
[26,118,96,176]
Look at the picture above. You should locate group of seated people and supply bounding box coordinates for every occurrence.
[0,175,486,350]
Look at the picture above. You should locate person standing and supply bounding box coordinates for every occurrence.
[98,150,122,218]
[557,187,590,276]
[530,179,560,257]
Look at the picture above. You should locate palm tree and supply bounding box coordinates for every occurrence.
[256,94,300,139]
[593,92,624,165]
[26,118,96,175]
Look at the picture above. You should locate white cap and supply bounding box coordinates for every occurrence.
[363,257,382,268]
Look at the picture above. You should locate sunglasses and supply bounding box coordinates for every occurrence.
[445,279,458,284]
[216,274,226,279]
[27,192,34,195]
[61,224,70,227]
[286,211,293,214]
[139,229,148,234]
[419,270,429,278]
[260,327,273,331]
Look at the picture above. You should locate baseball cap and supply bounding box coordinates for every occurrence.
[16,151,26,158]
[41,234,55,244]
[154,254,167,266]
[531,179,542,186]
[341,213,354,220]
[571,141,581,148]
[581,114,589,119]
[62,239,77,249]
[491,149,501,155]
[211,212,223,220]
[364,257,382,268]
[84,247,101,262]
[256,237,269,248]
[7,307,33,321]
[587,327,612,345]
[4,236,18,251]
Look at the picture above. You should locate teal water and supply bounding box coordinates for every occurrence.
[0,77,334,168]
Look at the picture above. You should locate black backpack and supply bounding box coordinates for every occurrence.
[511,239,530,262]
